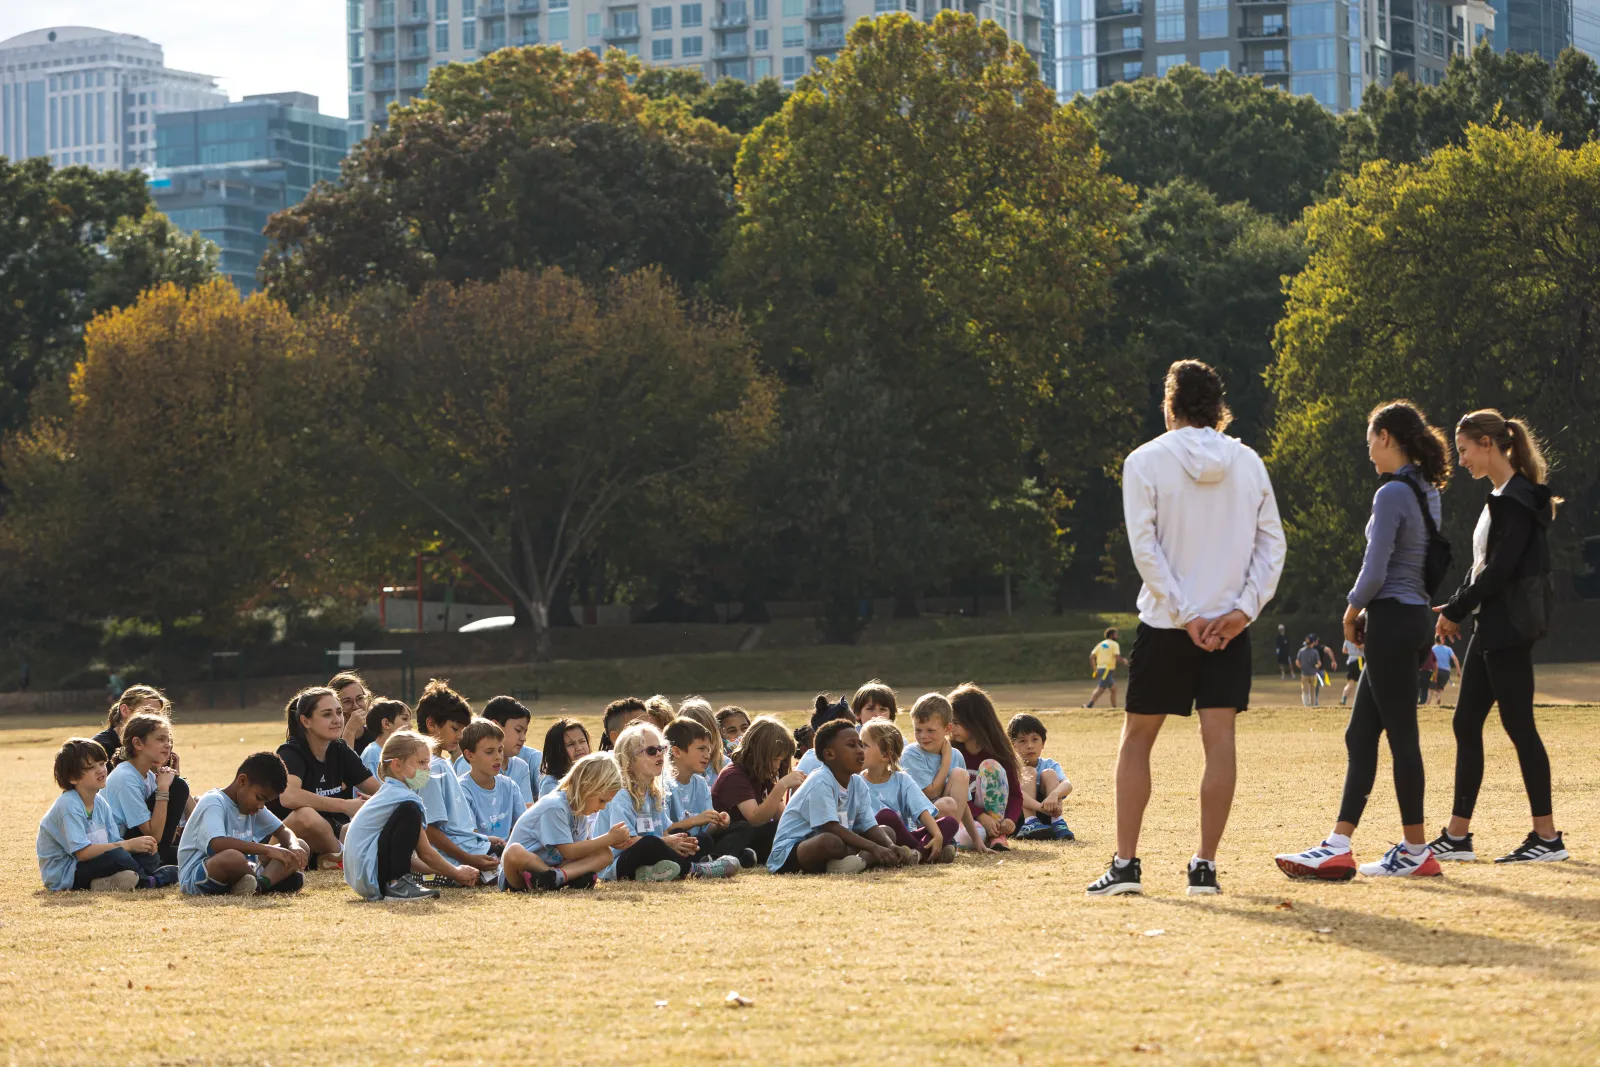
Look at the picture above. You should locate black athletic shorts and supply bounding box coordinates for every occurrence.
[1125,622,1252,716]
[1346,660,1362,681]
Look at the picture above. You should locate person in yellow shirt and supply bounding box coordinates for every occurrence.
[1084,628,1129,708]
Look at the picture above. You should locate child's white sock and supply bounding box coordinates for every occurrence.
[1112,854,1133,869]
[552,868,568,887]
[1402,839,1428,855]
[1325,833,1352,850]
[1188,855,1213,872]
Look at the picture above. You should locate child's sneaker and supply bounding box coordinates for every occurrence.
[1426,828,1476,861]
[1495,831,1569,863]
[938,843,957,863]
[825,853,868,875]
[635,859,682,883]
[229,872,259,895]
[737,848,759,869]
[147,864,180,889]
[1085,855,1142,896]
[476,867,499,886]
[1275,840,1358,881]
[1358,843,1442,877]
[690,856,741,879]
[1186,860,1220,896]
[1051,818,1076,841]
[895,844,921,865]
[88,870,139,892]
[383,876,440,900]
[1015,816,1053,840]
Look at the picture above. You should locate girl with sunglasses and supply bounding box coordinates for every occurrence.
[600,723,740,883]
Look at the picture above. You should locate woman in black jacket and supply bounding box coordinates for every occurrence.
[1430,409,1565,864]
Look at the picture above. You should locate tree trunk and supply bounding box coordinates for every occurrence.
[509,529,534,629]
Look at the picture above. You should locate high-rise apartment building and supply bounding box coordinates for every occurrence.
[150,93,349,293]
[0,26,224,171]
[348,0,1051,139]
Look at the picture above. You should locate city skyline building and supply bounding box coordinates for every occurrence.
[150,92,348,293]
[0,26,225,171]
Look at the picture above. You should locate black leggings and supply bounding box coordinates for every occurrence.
[709,820,777,863]
[124,775,191,872]
[73,847,139,889]
[613,835,690,881]
[1452,636,1551,820]
[1338,598,1433,828]
[377,802,423,887]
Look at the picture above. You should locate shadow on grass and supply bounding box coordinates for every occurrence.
[1149,893,1591,978]
[1422,877,1600,922]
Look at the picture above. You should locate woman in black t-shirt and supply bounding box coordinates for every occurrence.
[271,686,381,868]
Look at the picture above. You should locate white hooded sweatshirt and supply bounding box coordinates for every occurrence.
[1121,426,1286,630]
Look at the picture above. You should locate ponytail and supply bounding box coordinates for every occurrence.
[1456,410,1561,504]
[105,684,169,732]
[1368,401,1452,489]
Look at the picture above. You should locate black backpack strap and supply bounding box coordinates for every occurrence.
[1380,472,1438,536]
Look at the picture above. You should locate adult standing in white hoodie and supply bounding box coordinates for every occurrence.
[1086,361,1285,898]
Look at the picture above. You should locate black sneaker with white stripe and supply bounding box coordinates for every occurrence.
[1426,828,1476,862]
[1495,831,1569,863]
[1186,860,1220,896]
[1086,855,1142,896]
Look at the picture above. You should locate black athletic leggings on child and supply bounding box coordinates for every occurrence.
[124,775,191,872]
[614,835,691,880]
[710,820,777,863]
[73,847,139,889]
[1451,635,1551,820]
[376,802,423,886]
[1338,598,1433,827]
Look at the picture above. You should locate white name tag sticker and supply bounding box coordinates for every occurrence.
[636,817,657,834]
[89,827,109,845]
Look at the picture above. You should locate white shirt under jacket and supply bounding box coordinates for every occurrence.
[1121,426,1286,630]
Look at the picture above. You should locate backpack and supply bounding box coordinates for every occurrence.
[1381,472,1453,597]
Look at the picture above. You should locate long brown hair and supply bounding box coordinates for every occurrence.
[1369,400,1452,489]
[948,683,1018,780]
[284,686,338,743]
[1456,409,1555,488]
[730,714,795,789]
[115,711,171,767]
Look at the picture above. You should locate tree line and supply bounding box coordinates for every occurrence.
[2,13,1599,671]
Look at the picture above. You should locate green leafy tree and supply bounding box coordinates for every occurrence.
[89,207,220,313]
[634,68,788,134]
[1078,64,1344,220]
[723,12,1131,630]
[1268,124,1600,608]
[351,267,775,659]
[260,46,734,309]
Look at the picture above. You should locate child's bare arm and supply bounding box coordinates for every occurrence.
[917,810,944,851]
[924,746,952,800]
[414,827,475,884]
[73,840,138,862]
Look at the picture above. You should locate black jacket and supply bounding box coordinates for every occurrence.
[1441,473,1554,651]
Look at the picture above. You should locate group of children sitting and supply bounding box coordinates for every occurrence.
[37,676,1076,900]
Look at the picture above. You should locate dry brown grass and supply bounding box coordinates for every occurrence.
[2,696,1599,1065]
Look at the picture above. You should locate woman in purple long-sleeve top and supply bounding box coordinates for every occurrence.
[1275,401,1451,882]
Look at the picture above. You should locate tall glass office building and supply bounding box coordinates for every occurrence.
[151,93,348,293]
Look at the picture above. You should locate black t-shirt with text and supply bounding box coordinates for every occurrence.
[268,736,372,818]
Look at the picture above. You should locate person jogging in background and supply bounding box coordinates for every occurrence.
[1276,400,1450,881]
[1429,409,1566,864]
[1083,628,1128,708]
[1428,641,1457,705]
[1275,625,1293,680]
[1341,637,1364,705]
[1296,635,1323,706]
[1086,360,1284,899]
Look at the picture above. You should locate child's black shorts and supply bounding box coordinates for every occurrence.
[1125,622,1252,716]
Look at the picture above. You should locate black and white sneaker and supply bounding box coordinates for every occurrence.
[1426,828,1476,862]
[1187,861,1220,896]
[1495,831,1569,863]
[382,876,440,900]
[1086,855,1142,896]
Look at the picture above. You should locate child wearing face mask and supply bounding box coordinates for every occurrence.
[343,731,481,901]
[601,723,740,882]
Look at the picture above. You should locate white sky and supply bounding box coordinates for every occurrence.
[0,1,348,117]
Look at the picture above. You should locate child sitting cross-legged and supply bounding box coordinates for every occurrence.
[900,693,985,852]
[602,723,741,883]
[767,718,909,875]
[860,720,958,864]
[176,752,310,897]
[502,753,629,892]
[457,718,523,849]
[37,738,149,893]
[1007,713,1075,841]
[414,679,499,885]
[949,683,1023,852]
[343,730,479,901]
[711,715,807,865]
[359,698,412,781]
[663,716,748,866]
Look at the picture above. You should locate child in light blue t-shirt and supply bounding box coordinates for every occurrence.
[859,720,957,863]
[344,731,480,900]
[415,682,499,886]
[457,719,523,845]
[662,716,734,857]
[767,721,909,875]
[600,723,740,882]
[502,753,629,892]
[359,698,413,784]
[1006,713,1074,841]
[37,738,149,892]
[534,716,592,806]
[176,752,309,896]
[481,695,541,807]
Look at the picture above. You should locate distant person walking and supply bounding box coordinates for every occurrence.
[1340,637,1363,705]
[1428,641,1457,705]
[1296,636,1323,706]
[1086,360,1284,898]
[1428,410,1566,864]
[1276,400,1450,880]
[1083,628,1128,708]
[1275,625,1293,680]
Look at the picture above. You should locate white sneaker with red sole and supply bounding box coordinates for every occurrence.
[1274,841,1358,881]
[1358,843,1442,877]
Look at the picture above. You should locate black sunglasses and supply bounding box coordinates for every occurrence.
[642,745,670,757]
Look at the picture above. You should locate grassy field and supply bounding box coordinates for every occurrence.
[2,692,1599,1065]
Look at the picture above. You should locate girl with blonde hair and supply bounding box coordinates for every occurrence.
[600,723,740,882]
[501,753,632,892]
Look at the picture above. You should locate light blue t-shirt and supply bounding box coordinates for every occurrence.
[103,761,157,839]
[797,748,822,775]
[419,755,491,855]
[600,788,674,881]
[459,772,522,840]
[360,739,384,779]
[342,778,426,900]
[864,770,935,826]
[1432,644,1457,672]
[537,772,561,800]
[177,788,283,894]
[1035,757,1065,781]
[453,753,534,808]
[900,743,966,791]
[503,788,589,886]
[37,790,118,891]
[664,771,714,841]
[699,764,720,796]
[768,768,877,873]
[519,745,543,782]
